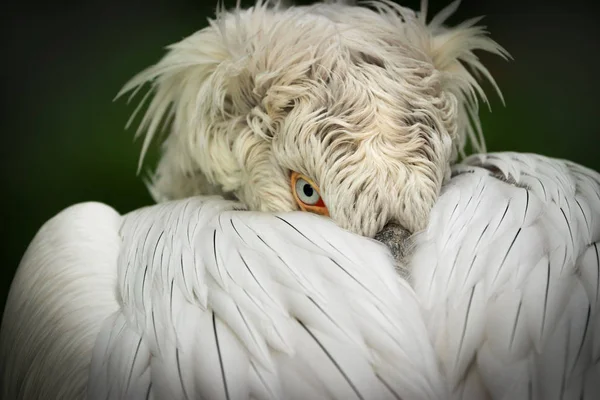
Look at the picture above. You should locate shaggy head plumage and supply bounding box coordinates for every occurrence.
[120,0,508,237]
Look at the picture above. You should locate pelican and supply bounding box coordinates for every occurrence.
[1,1,599,399]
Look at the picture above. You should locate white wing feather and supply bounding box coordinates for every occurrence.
[1,197,445,399]
[411,152,600,400]
[4,152,599,400]
[0,202,122,399]
[10,196,444,400]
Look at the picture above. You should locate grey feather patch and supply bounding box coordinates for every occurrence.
[373,223,413,279]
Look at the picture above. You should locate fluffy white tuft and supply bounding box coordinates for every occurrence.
[119,0,508,237]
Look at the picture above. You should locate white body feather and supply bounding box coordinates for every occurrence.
[411,152,600,399]
[2,152,599,399]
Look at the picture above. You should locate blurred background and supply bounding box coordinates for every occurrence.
[1,0,598,314]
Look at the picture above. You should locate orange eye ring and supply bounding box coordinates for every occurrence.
[290,171,329,217]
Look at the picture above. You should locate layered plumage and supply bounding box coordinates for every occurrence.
[412,153,600,399]
[2,153,599,399]
[1,198,446,400]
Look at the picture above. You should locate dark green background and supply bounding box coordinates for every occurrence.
[1,0,598,313]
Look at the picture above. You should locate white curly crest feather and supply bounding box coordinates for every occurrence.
[119,0,508,237]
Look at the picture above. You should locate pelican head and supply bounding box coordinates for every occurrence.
[120,0,506,243]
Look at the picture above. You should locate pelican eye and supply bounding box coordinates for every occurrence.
[295,178,319,204]
[290,171,329,216]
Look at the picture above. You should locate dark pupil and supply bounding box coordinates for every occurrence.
[302,184,314,197]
